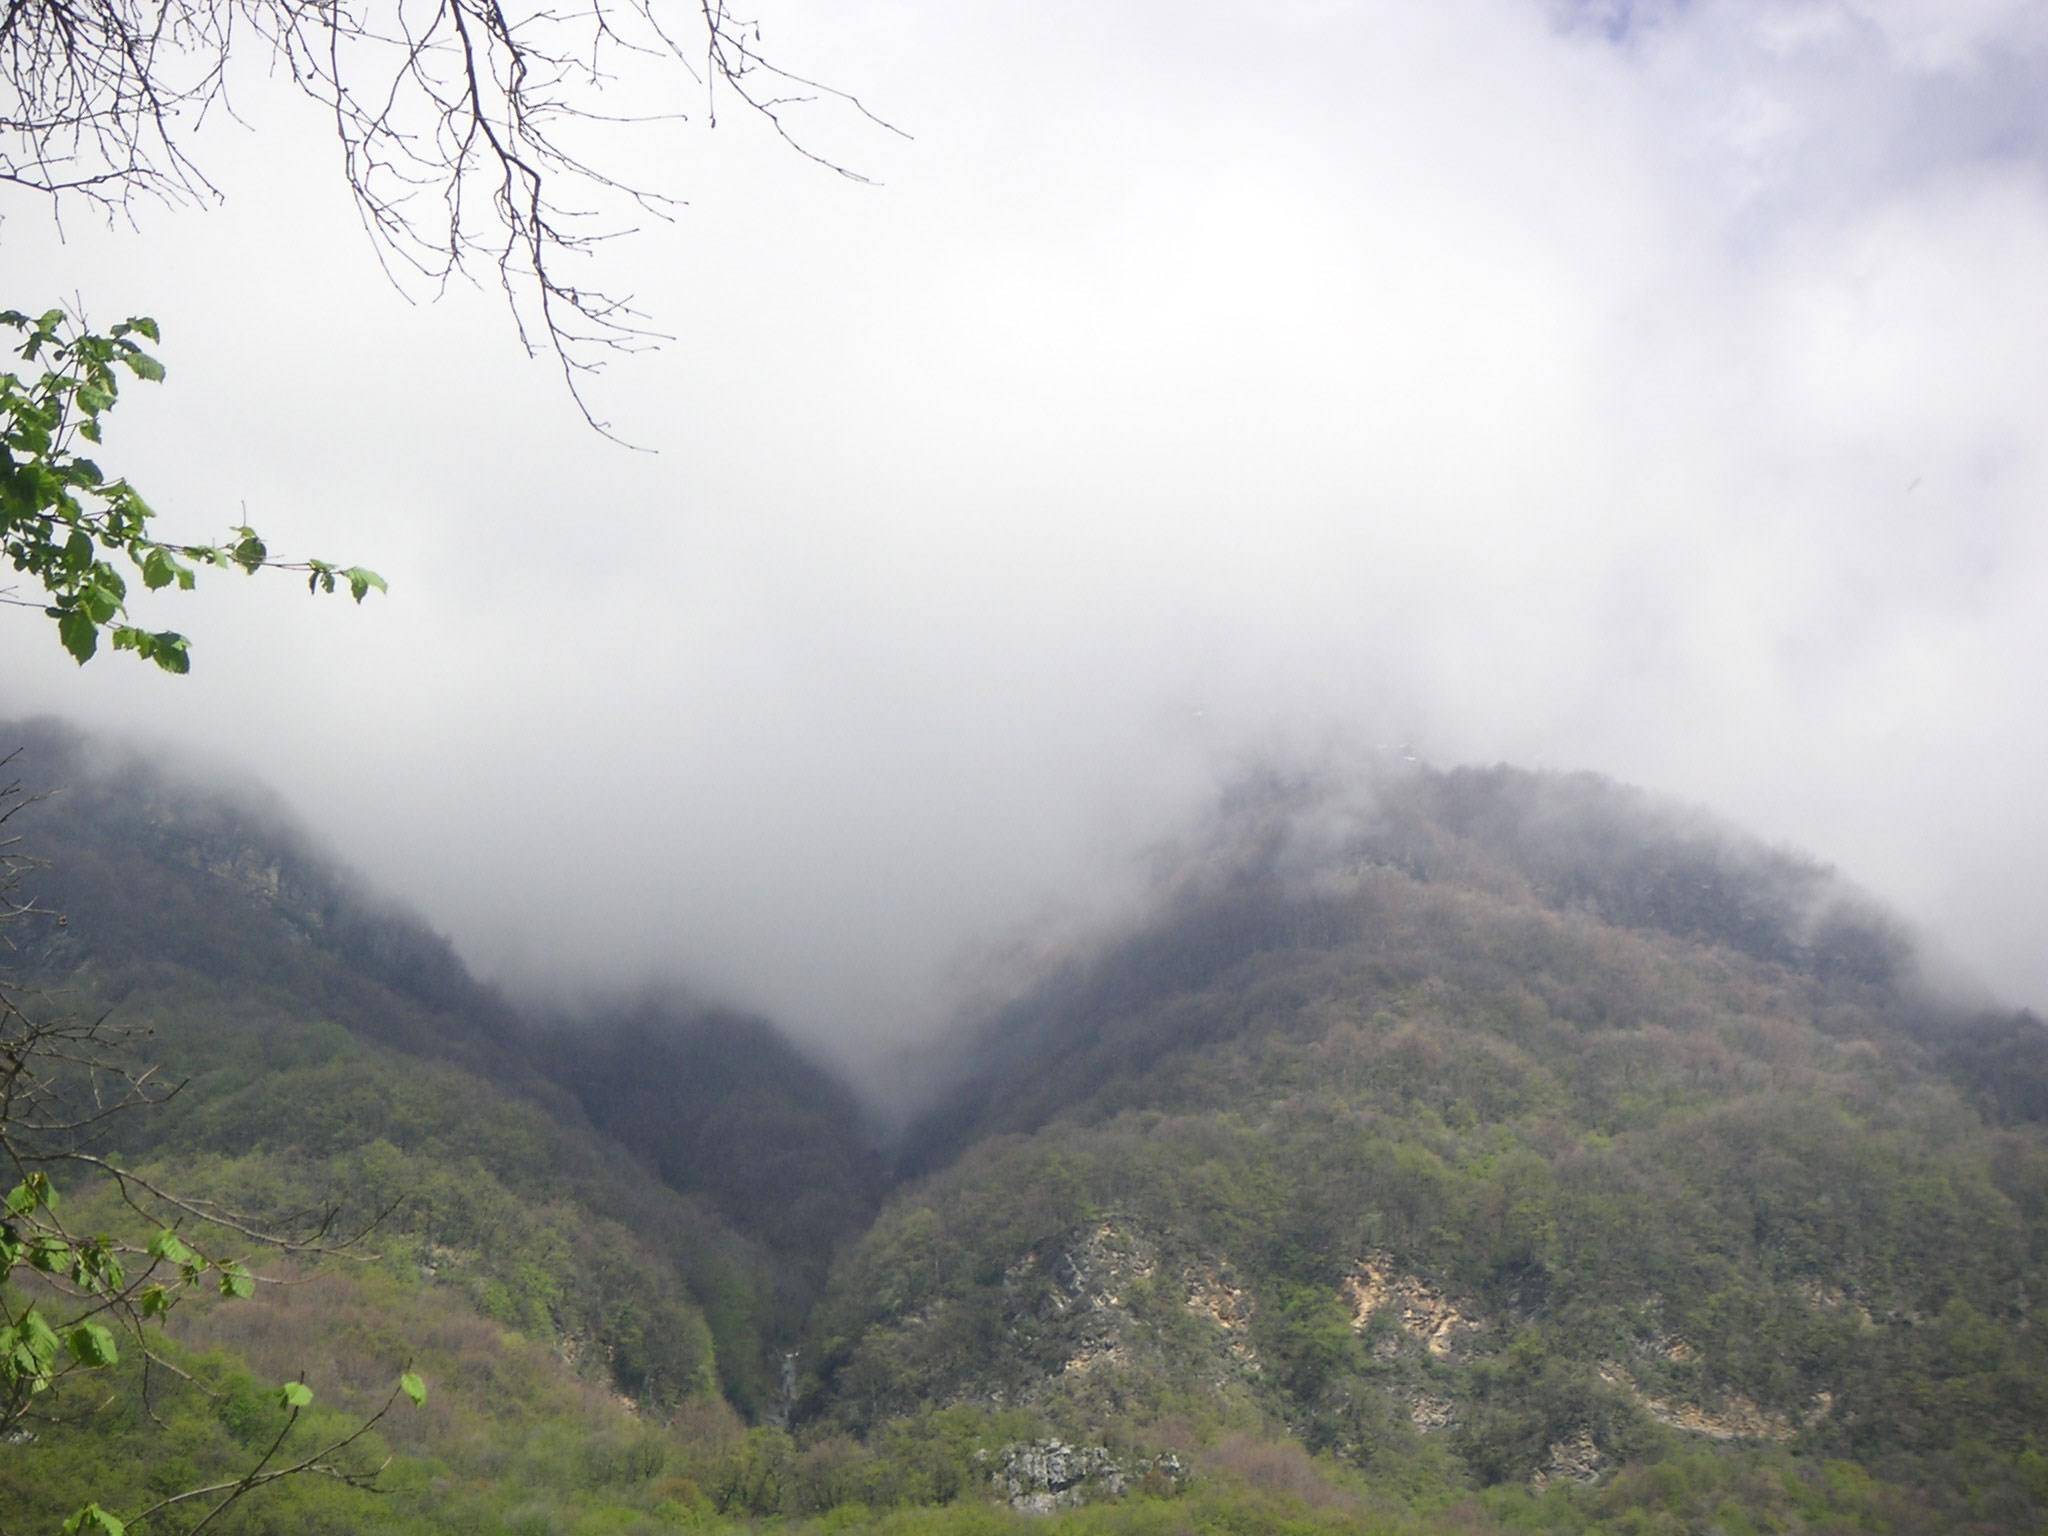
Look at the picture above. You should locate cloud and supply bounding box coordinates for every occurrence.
[3,0,2046,1078]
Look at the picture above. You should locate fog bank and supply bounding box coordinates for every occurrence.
[4,0,2046,1069]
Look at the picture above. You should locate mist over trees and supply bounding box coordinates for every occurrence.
[3,716,2046,1532]
[5,5,2048,1530]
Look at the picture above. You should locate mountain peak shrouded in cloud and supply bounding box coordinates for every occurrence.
[893,751,1992,1159]
[8,718,2048,1529]
[6,704,2013,1147]
[4,0,2047,1048]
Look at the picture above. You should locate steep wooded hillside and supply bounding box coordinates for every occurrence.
[0,719,877,1414]
[543,1000,883,1300]
[4,724,2044,1535]
[814,767,2048,1527]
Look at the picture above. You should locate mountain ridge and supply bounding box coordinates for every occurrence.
[4,714,2045,1533]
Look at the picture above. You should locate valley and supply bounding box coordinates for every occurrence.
[3,719,2044,1534]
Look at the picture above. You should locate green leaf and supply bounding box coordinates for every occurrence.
[400,1371,427,1407]
[70,1237,124,1292]
[150,632,191,675]
[20,1308,60,1370]
[80,583,121,625]
[0,1310,61,1390]
[5,1172,55,1214]
[27,1235,68,1273]
[141,547,175,590]
[64,1321,118,1368]
[147,1229,196,1268]
[278,1379,314,1410]
[63,1502,126,1536]
[344,566,388,603]
[122,351,166,383]
[139,1283,170,1318]
[57,607,97,663]
[218,1261,255,1299]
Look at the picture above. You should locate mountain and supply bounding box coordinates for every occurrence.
[2,721,2044,1535]
[811,766,2048,1523]
[0,720,875,1411]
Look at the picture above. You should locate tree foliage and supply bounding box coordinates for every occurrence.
[0,763,424,1532]
[805,766,2048,1528]
[0,306,384,668]
[5,736,2046,1533]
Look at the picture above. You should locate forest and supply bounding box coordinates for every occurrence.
[3,719,2045,1535]
[6,1,2047,1531]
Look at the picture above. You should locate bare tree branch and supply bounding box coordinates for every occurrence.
[0,0,905,432]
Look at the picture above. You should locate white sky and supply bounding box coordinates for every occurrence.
[5,0,2047,1077]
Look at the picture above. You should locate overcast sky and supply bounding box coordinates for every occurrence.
[4,0,2046,1078]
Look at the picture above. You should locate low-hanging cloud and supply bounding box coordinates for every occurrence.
[3,0,2046,1085]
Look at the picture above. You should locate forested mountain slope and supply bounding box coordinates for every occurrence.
[3,722,2044,1534]
[542,1001,883,1302]
[0,720,878,1413]
[817,767,2048,1526]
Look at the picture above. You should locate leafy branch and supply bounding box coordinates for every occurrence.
[62,1369,428,1535]
[0,305,385,671]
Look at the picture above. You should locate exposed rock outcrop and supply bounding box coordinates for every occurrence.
[1185,1265,1252,1331]
[985,1220,1263,1397]
[1341,1253,1481,1358]
[1597,1362,1795,1442]
[1530,1427,1605,1489]
[1407,1391,1456,1431]
[988,1440,1186,1514]
[1185,1264,1257,1367]
[1015,1222,1154,1320]
[992,1440,1124,1513]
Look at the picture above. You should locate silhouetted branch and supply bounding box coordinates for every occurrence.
[0,0,905,431]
